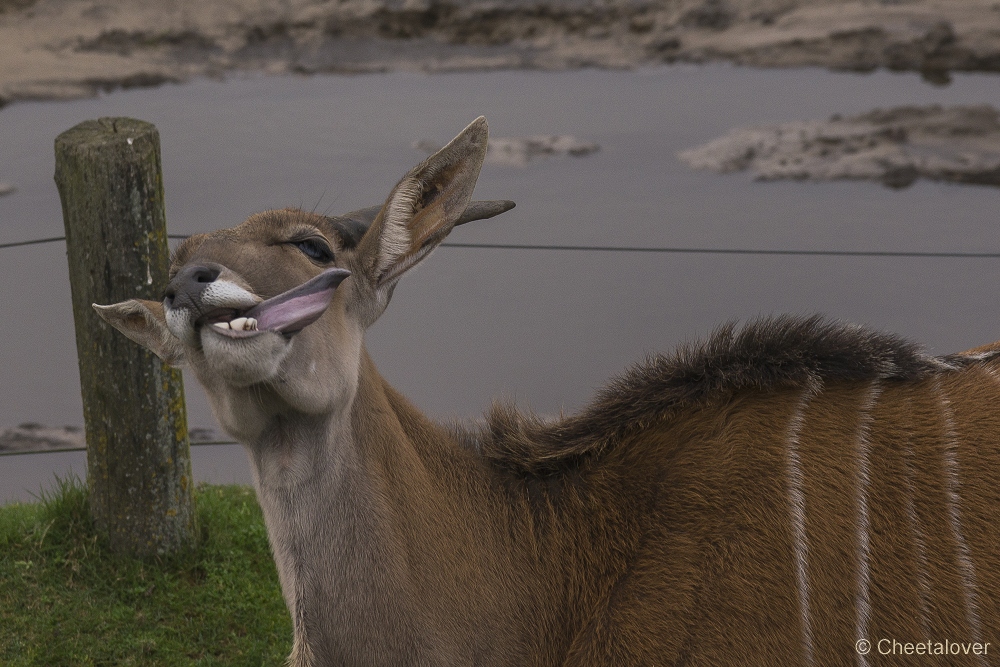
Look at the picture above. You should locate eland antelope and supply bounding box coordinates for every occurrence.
[96,117,1000,666]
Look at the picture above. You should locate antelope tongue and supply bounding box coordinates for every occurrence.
[244,268,351,334]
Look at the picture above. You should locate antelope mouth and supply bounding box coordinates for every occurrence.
[199,268,351,339]
[198,308,262,337]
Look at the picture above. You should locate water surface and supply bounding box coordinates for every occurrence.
[2,65,999,502]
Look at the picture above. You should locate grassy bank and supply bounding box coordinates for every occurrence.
[0,479,291,665]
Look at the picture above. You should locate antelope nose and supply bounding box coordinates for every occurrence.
[164,263,223,310]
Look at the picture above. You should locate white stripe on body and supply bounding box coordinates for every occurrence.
[934,380,986,666]
[899,400,932,637]
[854,382,881,667]
[785,387,818,667]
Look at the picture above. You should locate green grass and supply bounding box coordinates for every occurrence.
[0,479,292,666]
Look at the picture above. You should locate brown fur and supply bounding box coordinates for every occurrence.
[470,315,974,474]
[450,332,1000,665]
[96,118,1000,666]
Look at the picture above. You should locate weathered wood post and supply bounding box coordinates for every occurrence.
[54,117,195,557]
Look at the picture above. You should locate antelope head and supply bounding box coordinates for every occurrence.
[95,117,509,441]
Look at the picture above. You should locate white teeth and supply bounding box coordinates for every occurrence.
[210,317,258,333]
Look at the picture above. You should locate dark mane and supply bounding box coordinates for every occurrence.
[469,315,965,475]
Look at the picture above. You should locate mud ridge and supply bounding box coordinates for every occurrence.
[679,104,1000,188]
[0,423,224,453]
[3,0,1000,104]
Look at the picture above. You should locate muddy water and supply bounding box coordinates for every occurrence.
[2,65,999,503]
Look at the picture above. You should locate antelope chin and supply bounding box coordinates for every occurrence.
[199,325,291,387]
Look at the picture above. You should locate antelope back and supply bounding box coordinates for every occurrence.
[473,317,1000,665]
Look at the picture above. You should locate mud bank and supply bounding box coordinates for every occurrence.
[0,423,84,453]
[679,104,1000,188]
[0,422,224,453]
[2,0,1000,106]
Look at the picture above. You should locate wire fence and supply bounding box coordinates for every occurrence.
[4,233,1000,258]
[0,440,240,457]
[4,226,1000,457]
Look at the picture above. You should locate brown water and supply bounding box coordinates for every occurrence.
[2,65,999,503]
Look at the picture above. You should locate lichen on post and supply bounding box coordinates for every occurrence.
[54,117,195,557]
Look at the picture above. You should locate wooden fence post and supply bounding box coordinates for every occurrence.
[54,117,196,557]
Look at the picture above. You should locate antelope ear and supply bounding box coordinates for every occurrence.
[357,116,489,290]
[93,300,186,367]
[331,200,515,250]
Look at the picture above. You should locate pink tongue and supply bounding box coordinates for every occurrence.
[245,268,351,334]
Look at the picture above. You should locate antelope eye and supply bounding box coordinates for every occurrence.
[293,238,334,263]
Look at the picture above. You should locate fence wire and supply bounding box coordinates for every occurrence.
[0,440,240,457]
[4,233,1000,258]
[4,229,1000,457]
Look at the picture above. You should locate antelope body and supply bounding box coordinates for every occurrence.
[97,117,1000,666]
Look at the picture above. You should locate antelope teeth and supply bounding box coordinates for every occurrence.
[211,317,259,332]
